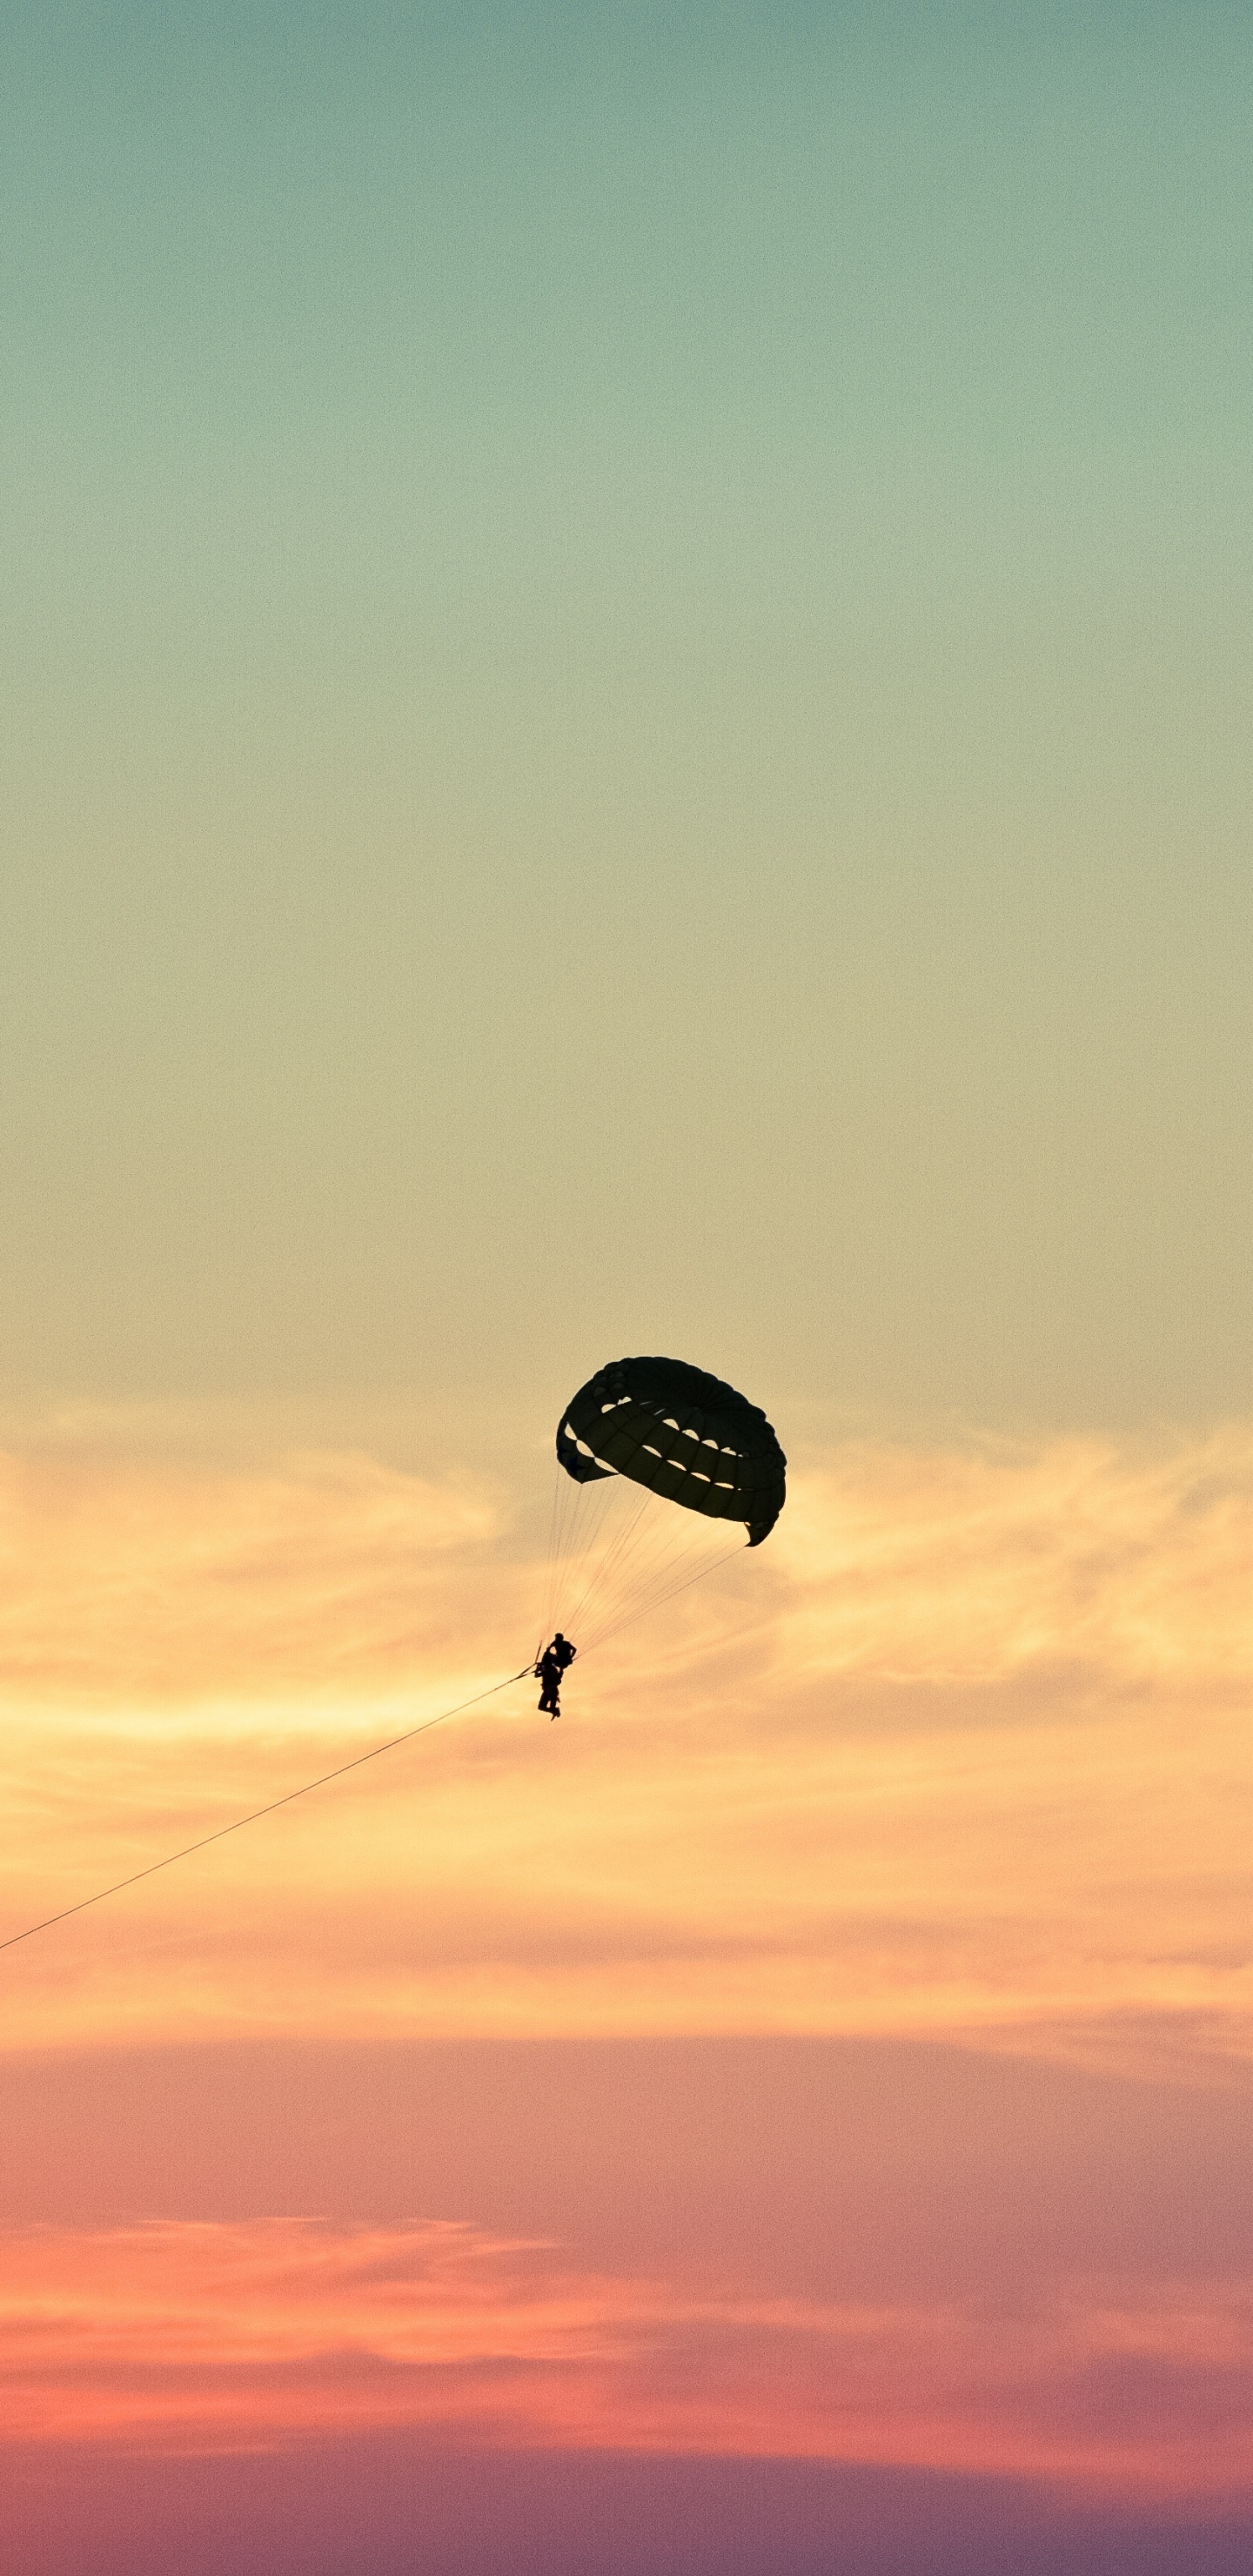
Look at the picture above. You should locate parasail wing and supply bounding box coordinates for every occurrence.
[556,1355,786,1546]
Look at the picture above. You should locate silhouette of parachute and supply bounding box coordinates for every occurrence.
[556,1356,787,1546]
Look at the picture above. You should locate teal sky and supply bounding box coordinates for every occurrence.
[3,3,1250,1431]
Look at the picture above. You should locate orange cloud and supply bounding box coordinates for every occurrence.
[0,1434,510,1704]
[776,1428,1253,1688]
[0,1413,1250,2068]
[1,2218,1249,2503]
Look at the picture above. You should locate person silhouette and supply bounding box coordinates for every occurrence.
[536,1632,577,1717]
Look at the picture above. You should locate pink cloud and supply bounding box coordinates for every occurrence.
[1,2218,1249,2503]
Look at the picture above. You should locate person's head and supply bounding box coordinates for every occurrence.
[554,1633,566,1644]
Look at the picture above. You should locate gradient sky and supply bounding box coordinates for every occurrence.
[2,7,1250,2572]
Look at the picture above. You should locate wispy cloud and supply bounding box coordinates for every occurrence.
[2,2217,1249,2502]
[776,1430,1253,1689]
[0,1419,1249,2065]
[0,1439,509,1705]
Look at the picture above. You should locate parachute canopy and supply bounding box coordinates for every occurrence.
[556,1355,787,1547]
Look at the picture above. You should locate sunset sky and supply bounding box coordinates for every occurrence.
[3,6,1251,2572]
